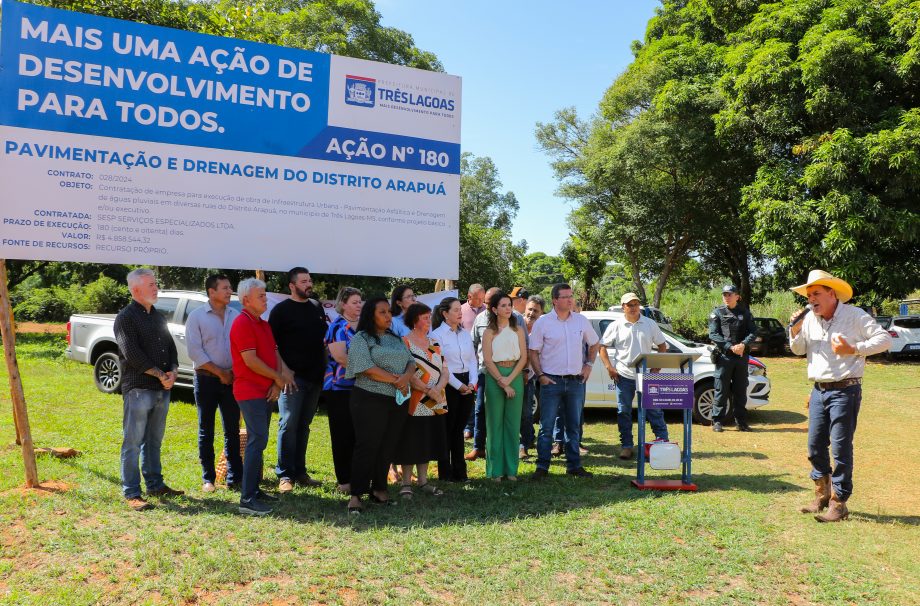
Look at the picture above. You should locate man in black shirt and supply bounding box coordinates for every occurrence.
[708,284,757,432]
[114,268,183,511]
[269,267,328,491]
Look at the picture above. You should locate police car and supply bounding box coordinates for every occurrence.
[581,311,771,424]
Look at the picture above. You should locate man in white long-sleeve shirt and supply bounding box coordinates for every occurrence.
[789,270,891,522]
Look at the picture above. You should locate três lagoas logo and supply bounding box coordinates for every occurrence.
[345,75,376,107]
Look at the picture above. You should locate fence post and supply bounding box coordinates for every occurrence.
[0,260,39,487]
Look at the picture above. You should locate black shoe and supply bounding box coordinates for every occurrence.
[566,467,594,478]
[239,498,273,516]
[255,489,279,502]
[226,483,241,492]
[532,468,549,481]
[370,494,397,506]
[736,421,752,432]
[148,485,185,497]
[712,421,724,432]
[295,473,323,488]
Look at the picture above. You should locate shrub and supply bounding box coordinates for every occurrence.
[660,287,722,340]
[750,290,800,325]
[660,288,801,340]
[78,276,130,314]
[11,276,131,323]
[13,287,78,322]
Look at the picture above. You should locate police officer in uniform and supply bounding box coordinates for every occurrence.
[708,285,757,432]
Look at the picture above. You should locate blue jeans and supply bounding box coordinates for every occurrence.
[616,376,668,448]
[472,372,486,450]
[238,398,271,502]
[194,373,242,485]
[552,402,584,444]
[275,377,321,480]
[808,384,861,501]
[536,376,586,471]
[520,377,538,449]
[120,388,170,498]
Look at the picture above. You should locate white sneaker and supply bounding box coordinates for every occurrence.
[202,482,216,493]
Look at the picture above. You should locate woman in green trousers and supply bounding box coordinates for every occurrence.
[482,291,528,481]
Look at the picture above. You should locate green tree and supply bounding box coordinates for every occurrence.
[540,0,919,307]
[715,0,920,303]
[35,0,441,72]
[512,251,565,290]
[560,205,613,310]
[457,153,524,290]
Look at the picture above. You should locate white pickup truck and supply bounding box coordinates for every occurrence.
[66,288,453,394]
[65,290,241,394]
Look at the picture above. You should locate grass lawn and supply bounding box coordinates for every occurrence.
[1,333,919,605]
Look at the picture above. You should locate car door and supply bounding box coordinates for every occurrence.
[588,318,617,404]
[151,295,183,370]
[173,298,207,374]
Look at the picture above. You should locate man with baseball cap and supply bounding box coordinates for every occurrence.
[789,270,890,522]
[708,284,757,432]
[599,292,669,460]
[510,287,529,315]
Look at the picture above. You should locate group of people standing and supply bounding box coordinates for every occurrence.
[114,265,889,523]
[113,269,607,515]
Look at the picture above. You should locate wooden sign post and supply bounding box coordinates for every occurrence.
[0,259,39,487]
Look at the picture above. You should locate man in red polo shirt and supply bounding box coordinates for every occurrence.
[230,278,295,516]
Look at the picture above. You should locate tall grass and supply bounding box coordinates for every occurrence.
[661,288,801,339]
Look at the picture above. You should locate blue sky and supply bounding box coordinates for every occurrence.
[377,1,660,256]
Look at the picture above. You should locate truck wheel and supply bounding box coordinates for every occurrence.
[94,352,122,394]
[692,380,734,425]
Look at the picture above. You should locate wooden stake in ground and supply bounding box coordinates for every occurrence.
[10,385,22,445]
[0,259,39,487]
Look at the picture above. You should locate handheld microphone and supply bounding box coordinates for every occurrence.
[788,304,812,328]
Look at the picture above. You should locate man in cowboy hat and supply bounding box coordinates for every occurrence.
[789,270,891,522]
[708,285,757,432]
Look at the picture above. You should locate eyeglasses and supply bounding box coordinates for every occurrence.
[556,295,574,300]
[624,302,640,308]
[403,294,417,301]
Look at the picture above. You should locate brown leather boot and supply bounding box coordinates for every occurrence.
[799,475,831,513]
[815,492,849,523]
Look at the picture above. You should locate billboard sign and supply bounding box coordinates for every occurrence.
[0,1,461,277]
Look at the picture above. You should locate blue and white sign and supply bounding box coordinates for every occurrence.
[0,1,461,278]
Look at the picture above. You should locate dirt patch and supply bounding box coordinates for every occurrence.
[1,480,71,498]
[19,480,71,496]
[14,322,67,334]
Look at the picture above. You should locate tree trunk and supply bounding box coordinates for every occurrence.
[652,234,693,308]
[0,260,39,487]
[624,239,647,303]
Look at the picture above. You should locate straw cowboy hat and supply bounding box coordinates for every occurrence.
[790,270,853,303]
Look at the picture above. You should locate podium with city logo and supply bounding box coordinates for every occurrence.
[628,352,700,491]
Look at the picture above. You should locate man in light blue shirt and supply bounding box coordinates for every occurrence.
[186,274,242,493]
